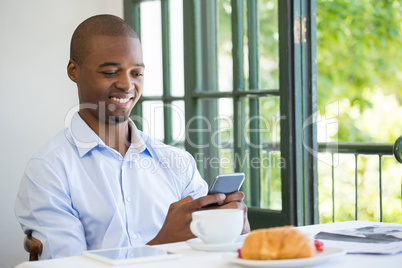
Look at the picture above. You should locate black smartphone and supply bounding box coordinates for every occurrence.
[208,173,245,195]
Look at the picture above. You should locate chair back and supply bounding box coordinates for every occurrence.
[24,234,43,261]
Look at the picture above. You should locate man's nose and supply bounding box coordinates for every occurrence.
[115,73,134,91]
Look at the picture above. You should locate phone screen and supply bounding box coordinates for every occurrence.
[208,173,245,195]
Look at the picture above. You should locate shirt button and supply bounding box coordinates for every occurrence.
[126,197,132,202]
[132,233,138,240]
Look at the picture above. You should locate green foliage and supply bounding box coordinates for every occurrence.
[317,0,402,223]
[317,0,402,142]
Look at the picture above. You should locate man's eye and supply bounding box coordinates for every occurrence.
[102,72,117,76]
[134,72,143,77]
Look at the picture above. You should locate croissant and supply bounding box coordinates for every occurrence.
[240,226,316,260]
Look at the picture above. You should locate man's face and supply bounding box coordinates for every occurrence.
[69,35,144,125]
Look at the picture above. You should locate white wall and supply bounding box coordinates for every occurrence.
[0,1,123,267]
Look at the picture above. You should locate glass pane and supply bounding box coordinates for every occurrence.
[243,0,249,91]
[171,101,185,148]
[141,1,163,96]
[169,0,185,96]
[217,98,235,173]
[258,0,279,89]
[245,97,280,145]
[193,98,235,183]
[217,0,233,92]
[245,96,282,210]
[142,101,164,142]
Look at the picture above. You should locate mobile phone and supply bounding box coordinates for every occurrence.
[208,173,245,195]
[83,246,181,266]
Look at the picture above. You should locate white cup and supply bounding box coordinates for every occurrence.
[190,209,243,244]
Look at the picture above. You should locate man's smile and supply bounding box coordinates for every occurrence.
[110,97,132,104]
[108,94,135,110]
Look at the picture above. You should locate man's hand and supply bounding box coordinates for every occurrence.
[147,194,226,245]
[147,192,250,245]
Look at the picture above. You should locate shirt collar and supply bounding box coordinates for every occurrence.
[128,119,147,153]
[67,113,147,158]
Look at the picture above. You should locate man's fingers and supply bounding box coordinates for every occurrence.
[226,191,245,202]
[217,200,247,210]
[169,195,193,210]
[191,194,226,209]
[217,191,244,205]
[171,194,225,212]
[178,192,244,212]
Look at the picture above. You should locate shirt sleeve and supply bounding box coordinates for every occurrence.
[14,158,87,259]
[180,152,208,199]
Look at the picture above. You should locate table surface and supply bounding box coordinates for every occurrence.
[15,221,402,268]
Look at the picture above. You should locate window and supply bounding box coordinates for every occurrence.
[125,0,318,228]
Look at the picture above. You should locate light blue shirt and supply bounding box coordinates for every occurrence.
[15,113,208,259]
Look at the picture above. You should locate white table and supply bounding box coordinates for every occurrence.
[15,221,402,268]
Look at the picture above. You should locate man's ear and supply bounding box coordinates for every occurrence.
[67,59,79,82]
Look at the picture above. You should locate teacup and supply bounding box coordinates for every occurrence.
[190,208,243,244]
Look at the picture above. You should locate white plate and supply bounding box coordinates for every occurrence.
[222,247,346,267]
[186,234,248,252]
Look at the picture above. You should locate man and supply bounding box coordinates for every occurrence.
[15,14,249,259]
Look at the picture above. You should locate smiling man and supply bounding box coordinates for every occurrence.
[67,18,145,157]
[15,14,249,260]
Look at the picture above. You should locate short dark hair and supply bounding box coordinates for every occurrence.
[70,14,138,65]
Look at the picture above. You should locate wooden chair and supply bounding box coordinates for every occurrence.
[24,234,43,261]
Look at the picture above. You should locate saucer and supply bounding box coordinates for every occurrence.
[186,234,248,252]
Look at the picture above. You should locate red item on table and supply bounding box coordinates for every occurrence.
[238,248,242,258]
[314,239,324,252]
